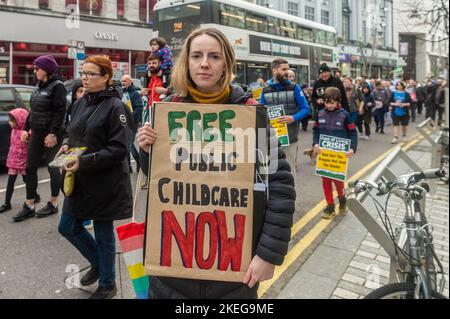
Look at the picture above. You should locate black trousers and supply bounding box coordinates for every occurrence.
[26,130,61,200]
[4,174,26,205]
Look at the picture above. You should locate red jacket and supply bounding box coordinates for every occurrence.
[7,108,29,171]
[148,75,163,106]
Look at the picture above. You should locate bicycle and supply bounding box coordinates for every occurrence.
[349,168,448,299]
[439,126,449,184]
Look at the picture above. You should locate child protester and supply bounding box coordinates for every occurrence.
[0,108,40,213]
[313,87,358,219]
[149,37,173,89]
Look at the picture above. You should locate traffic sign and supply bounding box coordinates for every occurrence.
[76,41,85,51]
[68,47,77,59]
[76,51,85,60]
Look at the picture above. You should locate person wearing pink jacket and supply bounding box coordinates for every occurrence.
[0,108,40,213]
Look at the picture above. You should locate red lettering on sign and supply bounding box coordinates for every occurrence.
[215,210,246,272]
[160,210,246,271]
[195,212,218,270]
[161,211,195,268]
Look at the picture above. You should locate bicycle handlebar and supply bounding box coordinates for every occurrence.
[349,169,446,195]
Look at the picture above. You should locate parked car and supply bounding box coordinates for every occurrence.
[0,84,34,165]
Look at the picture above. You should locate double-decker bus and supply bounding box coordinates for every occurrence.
[153,0,337,85]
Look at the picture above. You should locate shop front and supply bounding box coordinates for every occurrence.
[0,42,10,84]
[0,9,152,85]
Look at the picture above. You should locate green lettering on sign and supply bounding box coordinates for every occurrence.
[168,111,186,142]
[219,110,235,142]
[203,113,218,142]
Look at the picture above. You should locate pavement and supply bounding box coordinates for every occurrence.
[276,138,449,299]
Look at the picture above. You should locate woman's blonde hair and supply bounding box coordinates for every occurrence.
[170,27,235,97]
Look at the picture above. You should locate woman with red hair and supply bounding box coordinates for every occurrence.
[57,55,133,299]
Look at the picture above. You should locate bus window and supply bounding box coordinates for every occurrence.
[220,4,245,29]
[247,63,270,85]
[314,30,327,44]
[267,16,280,36]
[157,3,201,22]
[234,62,246,85]
[298,27,313,42]
[246,12,268,33]
[280,20,296,39]
[327,32,336,46]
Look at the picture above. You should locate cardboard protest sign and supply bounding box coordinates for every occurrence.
[267,105,290,147]
[144,102,267,282]
[315,135,350,181]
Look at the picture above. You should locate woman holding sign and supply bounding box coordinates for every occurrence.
[137,28,296,299]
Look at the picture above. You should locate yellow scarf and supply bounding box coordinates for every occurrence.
[187,85,231,104]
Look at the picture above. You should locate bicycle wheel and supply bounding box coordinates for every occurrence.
[364,283,448,299]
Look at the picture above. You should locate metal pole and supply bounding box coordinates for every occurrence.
[445,88,449,127]
[9,41,12,84]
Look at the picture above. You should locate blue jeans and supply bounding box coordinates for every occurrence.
[58,212,116,287]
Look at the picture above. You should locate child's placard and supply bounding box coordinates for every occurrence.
[315,135,350,181]
[251,87,263,102]
[267,105,290,147]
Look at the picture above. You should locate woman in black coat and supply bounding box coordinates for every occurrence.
[136,27,296,299]
[14,55,66,222]
[57,55,133,299]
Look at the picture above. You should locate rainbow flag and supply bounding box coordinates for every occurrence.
[116,222,149,299]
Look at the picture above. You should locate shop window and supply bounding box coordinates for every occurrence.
[65,0,77,11]
[139,0,147,22]
[79,0,102,17]
[117,0,124,18]
[132,50,149,82]
[39,0,49,9]
[13,43,74,85]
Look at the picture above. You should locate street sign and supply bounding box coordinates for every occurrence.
[68,39,77,47]
[76,51,85,60]
[76,41,85,51]
[68,47,77,59]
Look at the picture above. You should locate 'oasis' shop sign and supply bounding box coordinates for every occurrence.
[94,32,119,41]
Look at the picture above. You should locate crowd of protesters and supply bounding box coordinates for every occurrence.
[0,26,447,299]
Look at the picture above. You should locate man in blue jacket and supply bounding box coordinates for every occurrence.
[121,75,143,173]
[260,58,311,176]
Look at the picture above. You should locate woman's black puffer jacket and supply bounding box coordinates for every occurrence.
[139,85,296,298]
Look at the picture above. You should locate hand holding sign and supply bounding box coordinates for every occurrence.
[278,115,295,125]
[346,149,355,158]
[137,123,157,153]
[243,255,275,288]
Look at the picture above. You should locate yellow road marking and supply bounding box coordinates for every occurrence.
[258,133,423,297]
